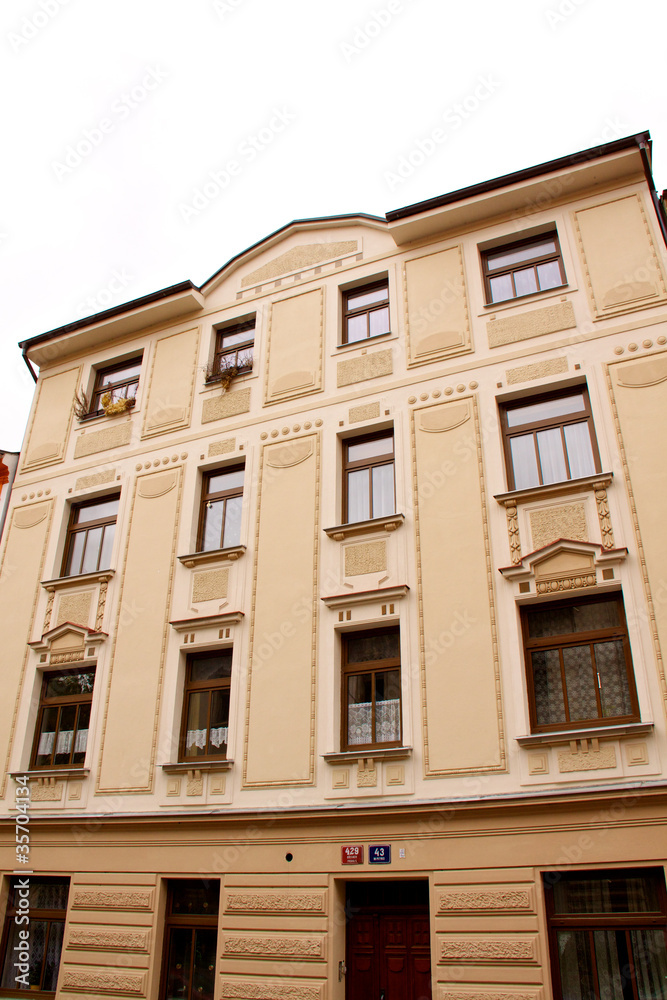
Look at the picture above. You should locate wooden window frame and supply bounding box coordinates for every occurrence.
[341,627,402,752]
[210,319,255,380]
[159,880,220,1000]
[179,651,232,762]
[544,868,667,1000]
[521,593,640,734]
[342,430,395,524]
[88,356,142,416]
[499,385,601,491]
[482,231,566,304]
[61,495,119,577]
[30,667,96,770]
[197,465,244,553]
[342,279,390,344]
[0,877,70,998]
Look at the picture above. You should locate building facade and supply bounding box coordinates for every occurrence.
[1,132,667,1000]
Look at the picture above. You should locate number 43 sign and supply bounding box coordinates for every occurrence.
[369,844,391,864]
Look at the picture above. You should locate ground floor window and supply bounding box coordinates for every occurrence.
[161,880,219,1000]
[0,877,69,997]
[544,868,667,999]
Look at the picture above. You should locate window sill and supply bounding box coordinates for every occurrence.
[11,768,90,781]
[322,747,412,764]
[335,331,395,353]
[516,722,653,749]
[178,546,246,568]
[481,283,570,314]
[41,569,115,590]
[495,472,613,506]
[324,513,404,541]
[201,370,256,392]
[162,760,234,773]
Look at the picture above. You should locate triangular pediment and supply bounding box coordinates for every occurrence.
[29,622,107,655]
[500,538,627,593]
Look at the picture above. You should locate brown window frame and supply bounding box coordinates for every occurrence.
[342,279,390,344]
[210,318,255,381]
[543,868,667,1000]
[197,465,244,553]
[159,880,220,1000]
[30,667,96,770]
[61,495,119,577]
[0,877,70,997]
[179,650,232,762]
[87,356,142,417]
[341,627,402,752]
[521,593,640,734]
[482,231,566,304]
[342,430,395,524]
[499,385,601,491]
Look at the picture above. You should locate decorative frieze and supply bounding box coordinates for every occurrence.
[441,991,542,1000]
[558,746,617,772]
[225,891,326,914]
[72,889,153,911]
[223,935,324,961]
[61,970,145,995]
[345,540,387,576]
[337,350,393,388]
[536,573,596,594]
[438,889,533,914]
[440,936,537,964]
[220,979,324,1000]
[529,502,587,551]
[68,928,150,952]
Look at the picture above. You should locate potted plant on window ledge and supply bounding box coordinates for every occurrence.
[204,351,253,392]
[100,392,136,416]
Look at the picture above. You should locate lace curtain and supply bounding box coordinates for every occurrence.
[347,699,400,745]
[186,727,228,751]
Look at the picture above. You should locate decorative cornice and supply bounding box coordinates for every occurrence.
[494,472,613,506]
[177,545,247,568]
[322,747,412,764]
[169,611,244,631]
[323,513,405,541]
[41,569,115,591]
[162,759,234,773]
[321,585,409,610]
[516,722,654,748]
[499,538,627,581]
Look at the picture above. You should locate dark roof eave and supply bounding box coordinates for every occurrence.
[18,279,199,352]
[386,132,652,223]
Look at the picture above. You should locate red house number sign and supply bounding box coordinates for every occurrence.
[341,845,364,865]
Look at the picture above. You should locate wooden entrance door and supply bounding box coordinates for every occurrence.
[345,882,432,1000]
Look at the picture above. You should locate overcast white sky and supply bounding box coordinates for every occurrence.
[1,0,665,451]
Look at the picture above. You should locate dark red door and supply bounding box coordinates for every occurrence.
[346,882,432,1000]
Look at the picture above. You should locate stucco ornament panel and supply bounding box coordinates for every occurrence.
[441,992,542,1000]
[337,350,392,387]
[68,928,150,952]
[404,246,471,364]
[221,980,323,1000]
[558,746,617,771]
[61,970,145,995]
[506,357,568,384]
[13,504,50,529]
[75,469,116,490]
[439,889,533,913]
[418,403,469,433]
[56,592,92,627]
[31,782,63,801]
[74,421,132,458]
[137,470,177,498]
[22,365,80,470]
[225,892,326,914]
[350,402,381,423]
[192,568,229,602]
[223,935,324,960]
[202,387,251,423]
[242,241,357,286]
[529,503,587,551]
[616,355,667,387]
[487,301,576,348]
[266,288,323,402]
[72,889,153,911]
[209,438,236,457]
[345,540,387,576]
[266,440,314,468]
[440,936,537,964]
